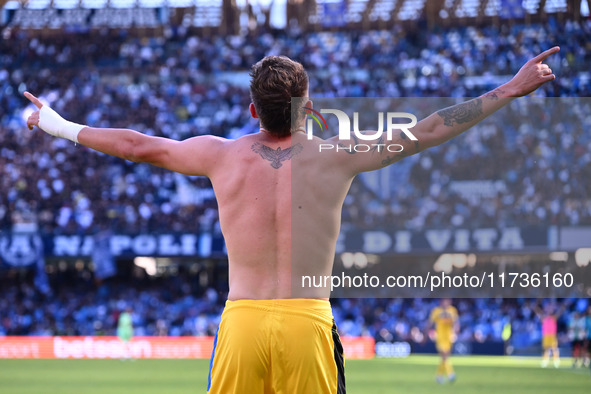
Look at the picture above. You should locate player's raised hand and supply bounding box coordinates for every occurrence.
[24,91,43,109]
[24,91,43,130]
[508,46,560,97]
[23,91,86,143]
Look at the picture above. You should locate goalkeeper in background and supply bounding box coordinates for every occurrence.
[428,299,459,384]
[117,307,134,360]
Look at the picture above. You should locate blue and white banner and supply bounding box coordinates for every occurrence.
[47,233,226,258]
[337,226,550,254]
[0,226,588,260]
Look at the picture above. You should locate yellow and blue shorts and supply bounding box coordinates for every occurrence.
[207,299,345,394]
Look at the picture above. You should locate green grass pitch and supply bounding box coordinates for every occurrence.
[0,355,589,393]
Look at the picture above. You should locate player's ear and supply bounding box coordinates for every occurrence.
[249,103,258,119]
[305,100,313,110]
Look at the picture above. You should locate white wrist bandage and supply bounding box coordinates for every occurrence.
[38,105,86,143]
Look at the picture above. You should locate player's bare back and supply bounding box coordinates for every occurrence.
[24,46,559,302]
[211,131,353,300]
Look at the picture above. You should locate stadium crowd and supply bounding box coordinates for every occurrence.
[0,268,223,337]
[1,270,589,351]
[1,19,591,234]
[2,19,591,352]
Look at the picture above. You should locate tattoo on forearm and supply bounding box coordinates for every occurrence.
[251,142,303,169]
[483,88,506,101]
[437,98,483,127]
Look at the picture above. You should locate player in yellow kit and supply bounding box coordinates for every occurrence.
[429,299,459,384]
[24,45,559,392]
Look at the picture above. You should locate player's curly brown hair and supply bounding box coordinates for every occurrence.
[249,56,309,138]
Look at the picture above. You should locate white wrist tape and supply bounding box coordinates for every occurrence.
[38,105,86,143]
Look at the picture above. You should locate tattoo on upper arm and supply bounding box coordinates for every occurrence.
[372,135,385,154]
[436,98,483,127]
[380,131,418,166]
[251,142,303,169]
[381,155,396,166]
[399,131,420,154]
[337,133,361,154]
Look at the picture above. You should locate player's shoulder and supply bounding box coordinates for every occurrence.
[182,134,229,149]
[201,134,230,145]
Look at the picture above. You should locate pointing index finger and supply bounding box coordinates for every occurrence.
[24,91,43,109]
[532,46,560,63]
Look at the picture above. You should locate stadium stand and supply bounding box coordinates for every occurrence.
[1,22,590,233]
[1,1,590,355]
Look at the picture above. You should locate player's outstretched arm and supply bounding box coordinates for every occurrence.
[408,46,559,150]
[339,47,559,175]
[24,92,224,177]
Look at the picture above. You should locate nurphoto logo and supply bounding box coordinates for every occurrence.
[304,107,418,153]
